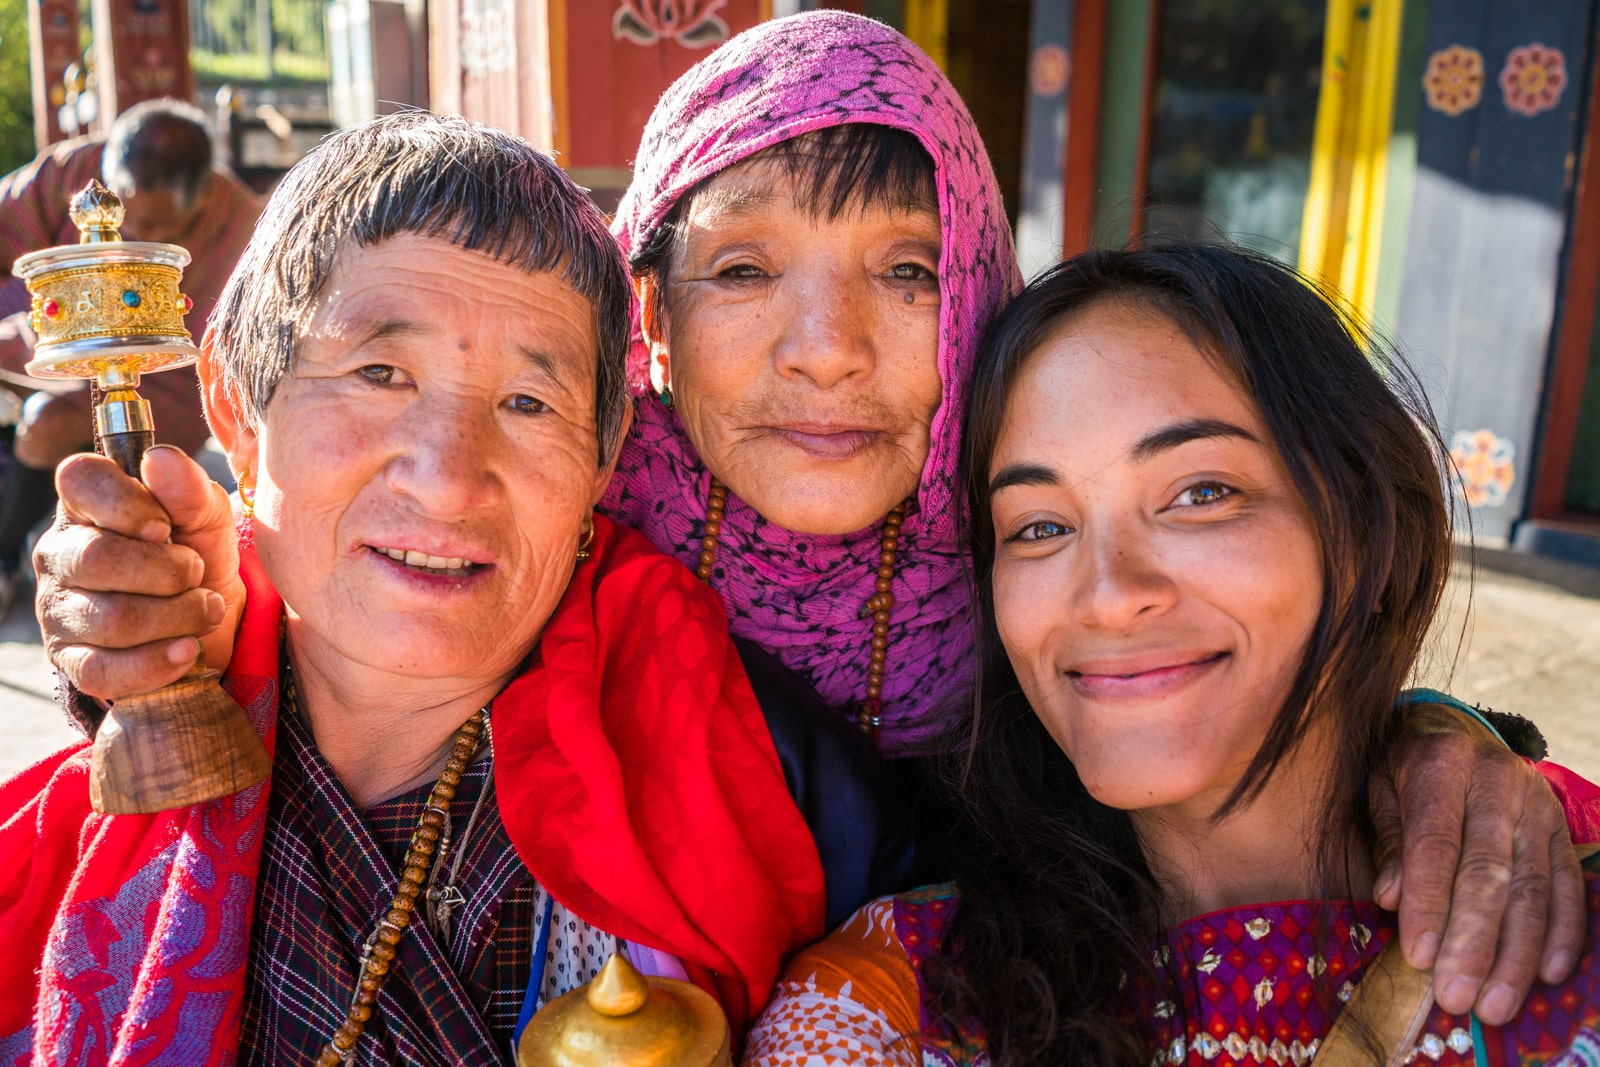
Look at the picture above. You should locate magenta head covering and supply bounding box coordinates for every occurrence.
[602,10,1021,752]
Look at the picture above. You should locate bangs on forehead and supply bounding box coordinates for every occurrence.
[630,123,938,293]
[741,124,937,220]
[209,112,633,465]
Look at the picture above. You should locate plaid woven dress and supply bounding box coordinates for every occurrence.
[240,706,618,1065]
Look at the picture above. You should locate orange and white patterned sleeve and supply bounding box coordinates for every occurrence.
[743,897,923,1066]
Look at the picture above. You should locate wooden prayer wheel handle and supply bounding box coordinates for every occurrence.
[91,667,273,814]
[86,408,272,815]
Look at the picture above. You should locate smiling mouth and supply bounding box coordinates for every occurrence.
[369,545,483,578]
[767,426,885,459]
[1066,651,1229,697]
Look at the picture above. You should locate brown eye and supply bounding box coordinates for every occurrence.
[1173,482,1233,507]
[1012,520,1070,543]
[358,365,397,385]
[509,394,548,415]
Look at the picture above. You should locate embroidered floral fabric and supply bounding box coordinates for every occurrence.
[746,860,1600,1066]
[604,11,1023,752]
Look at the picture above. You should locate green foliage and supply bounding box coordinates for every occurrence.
[0,0,38,176]
[270,0,325,64]
[192,0,327,85]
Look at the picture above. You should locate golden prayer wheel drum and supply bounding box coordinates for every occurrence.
[11,180,270,814]
[17,181,200,381]
[518,953,733,1067]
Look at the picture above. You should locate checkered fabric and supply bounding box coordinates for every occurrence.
[239,706,616,1065]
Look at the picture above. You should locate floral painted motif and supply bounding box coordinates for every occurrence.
[1029,43,1070,97]
[1450,429,1517,508]
[1423,44,1484,116]
[460,0,516,74]
[1500,43,1568,117]
[612,0,729,48]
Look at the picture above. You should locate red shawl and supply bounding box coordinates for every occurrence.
[0,514,823,1064]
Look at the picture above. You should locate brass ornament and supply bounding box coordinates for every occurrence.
[10,180,269,814]
[27,262,193,357]
[14,180,198,383]
[576,515,595,562]
[517,952,732,1067]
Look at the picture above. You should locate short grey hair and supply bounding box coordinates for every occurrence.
[209,112,631,464]
[102,98,214,209]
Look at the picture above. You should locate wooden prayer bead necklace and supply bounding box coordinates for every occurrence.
[296,683,489,1066]
[696,476,907,741]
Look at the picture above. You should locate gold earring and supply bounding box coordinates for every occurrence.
[576,515,595,562]
[237,474,255,519]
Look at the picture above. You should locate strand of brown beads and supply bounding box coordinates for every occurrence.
[856,500,906,742]
[315,708,488,1067]
[695,477,906,742]
[696,478,728,581]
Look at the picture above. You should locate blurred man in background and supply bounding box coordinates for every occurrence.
[0,97,260,608]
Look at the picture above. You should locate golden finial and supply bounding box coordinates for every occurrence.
[517,952,732,1067]
[588,953,652,1016]
[69,180,125,244]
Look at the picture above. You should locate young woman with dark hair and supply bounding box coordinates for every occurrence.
[743,244,1600,1066]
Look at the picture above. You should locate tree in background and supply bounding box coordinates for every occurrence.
[0,0,36,175]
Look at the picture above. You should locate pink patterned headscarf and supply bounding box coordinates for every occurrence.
[602,11,1021,753]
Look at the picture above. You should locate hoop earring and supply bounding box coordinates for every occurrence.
[238,478,255,519]
[576,515,595,562]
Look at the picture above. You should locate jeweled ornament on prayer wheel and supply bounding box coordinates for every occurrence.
[12,180,270,814]
[518,952,733,1067]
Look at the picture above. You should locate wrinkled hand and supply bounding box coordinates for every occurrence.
[1370,703,1584,1025]
[34,445,245,699]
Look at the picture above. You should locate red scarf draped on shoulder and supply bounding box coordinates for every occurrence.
[0,514,823,1064]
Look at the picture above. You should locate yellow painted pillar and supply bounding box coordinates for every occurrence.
[1299,0,1405,317]
[903,0,948,71]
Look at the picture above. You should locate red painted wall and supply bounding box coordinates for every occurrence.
[562,0,767,169]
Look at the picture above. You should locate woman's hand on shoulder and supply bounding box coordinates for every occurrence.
[1369,700,1585,1026]
[34,445,245,699]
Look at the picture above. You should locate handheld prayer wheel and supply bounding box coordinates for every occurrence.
[517,953,733,1067]
[13,180,271,814]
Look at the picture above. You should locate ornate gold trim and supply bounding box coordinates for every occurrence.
[27,262,190,347]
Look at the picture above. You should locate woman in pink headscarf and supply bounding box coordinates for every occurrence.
[605,10,1016,752]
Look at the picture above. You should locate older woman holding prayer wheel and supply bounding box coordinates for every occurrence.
[27,10,1598,1030]
[0,113,824,1065]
